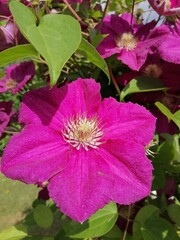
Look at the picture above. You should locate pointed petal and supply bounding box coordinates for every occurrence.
[99,139,153,204]
[48,139,152,222]
[1,124,70,183]
[98,98,156,146]
[48,149,112,222]
[19,79,101,130]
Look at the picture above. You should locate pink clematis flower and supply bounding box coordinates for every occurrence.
[1,79,156,222]
[157,21,180,64]
[0,61,35,94]
[0,101,13,137]
[148,0,180,16]
[96,13,169,70]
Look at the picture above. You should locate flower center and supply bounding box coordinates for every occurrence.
[116,32,138,51]
[143,64,162,78]
[62,114,103,150]
[157,0,171,10]
[5,79,18,90]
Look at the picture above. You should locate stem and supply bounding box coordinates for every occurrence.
[122,205,131,240]
[33,6,40,25]
[130,0,135,26]
[3,130,18,134]
[97,0,111,32]
[62,0,83,23]
[44,2,50,14]
[13,21,18,45]
[108,65,121,96]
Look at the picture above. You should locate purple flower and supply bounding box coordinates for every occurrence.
[148,0,180,16]
[1,79,156,222]
[0,62,35,94]
[0,101,13,137]
[116,53,180,92]
[0,20,27,52]
[157,22,180,64]
[96,13,169,70]
[0,0,11,17]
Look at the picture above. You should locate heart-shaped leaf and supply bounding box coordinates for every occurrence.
[10,1,81,86]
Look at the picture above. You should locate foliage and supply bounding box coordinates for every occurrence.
[0,0,180,239]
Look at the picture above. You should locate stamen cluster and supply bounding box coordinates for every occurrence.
[116,32,138,51]
[62,114,103,150]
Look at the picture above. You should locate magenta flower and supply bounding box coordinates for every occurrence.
[148,0,180,16]
[0,20,28,52]
[157,22,180,64]
[0,62,35,94]
[96,13,169,70]
[1,79,156,222]
[0,101,13,137]
[0,0,11,17]
[117,53,180,91]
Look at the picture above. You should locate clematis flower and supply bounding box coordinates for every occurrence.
[0,101,13,137]
[157,21,180,64]
[0,0,11,17]
[148,0,180,16]
[96,13,169,70]
[1,78,156,222]
[116,53,179,134]
[116,53,180,91]
[0,61,35,94]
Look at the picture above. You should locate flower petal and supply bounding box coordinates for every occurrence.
[48,139,152,222]
[98,98,156,146]
[48,148,112,222]
[99,139,153,203]
[19,79,101,130]
[1,124,70,183]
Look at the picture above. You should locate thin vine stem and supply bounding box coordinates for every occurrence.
[122,205,131,240]
[97,0,111,33]
[62,0,83,23]
[130,0,136,26]
[108,65,121,97]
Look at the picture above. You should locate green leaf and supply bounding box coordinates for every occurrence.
[78,38,110,81]
[120,76,167,101]
[173,110,180,129]
[133,205,159,240]
[62,202,118,238]
[0,44,39,67]
[155,102,180,129]
[33,204,53,229]
[155,102,174,122]
[101,224,132,240]
[0,225,27,240]
[141,217,179,240]
[167,204,180,227]
[10,1,81,86]
[133,205,179,240]
[152,135,180,173]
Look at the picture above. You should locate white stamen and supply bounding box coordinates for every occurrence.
[62,114,104,150]
[116,32,138,51]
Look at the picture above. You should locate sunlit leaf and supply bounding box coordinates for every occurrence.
[62,202,118,238]
[0,45,39,67]
[10,1,81,86]
[78,38,110,81]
